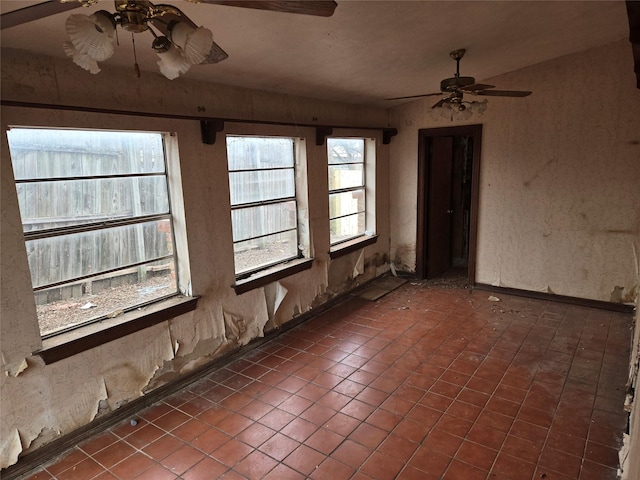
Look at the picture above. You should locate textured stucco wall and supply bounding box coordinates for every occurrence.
[389,39,640,303]
[0,49,391,469]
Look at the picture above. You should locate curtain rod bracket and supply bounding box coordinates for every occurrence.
[315,126,333,146]
[200,119,225,145]
[383,128,398,145]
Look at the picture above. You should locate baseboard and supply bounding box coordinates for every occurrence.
[473,283,635,314]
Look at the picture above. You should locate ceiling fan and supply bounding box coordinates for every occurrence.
[1,0,338,79]
[386,49,532,111]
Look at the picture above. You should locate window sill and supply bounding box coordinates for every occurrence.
[329,235,378,259]
[233,258,314,295]
[36,296,199,364]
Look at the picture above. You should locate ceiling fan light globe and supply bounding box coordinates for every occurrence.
[65,12,115,62]
[63,40,101,74]
[156,44,191,80]
[469,100,488,115]
[169,22,214,65]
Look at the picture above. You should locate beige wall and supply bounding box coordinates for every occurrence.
[389,39,640,304]
[0,49,391,468]
[622,300,640,479]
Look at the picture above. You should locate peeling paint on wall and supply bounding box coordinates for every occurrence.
[353,250,365,278]
[0,429,22,470]
[620,295,640,479]
[23,427,61,453]
[223,311,248,343]
[67,378,109,428]
[144,337,226,393]
[0,49,390,470]
[611,286,625,303]
[273,283,288,316]
[4,358,27,377]
[391,244,416,272]
[264,282,292,331]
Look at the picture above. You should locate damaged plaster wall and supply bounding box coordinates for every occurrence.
[620,238,640,479]
[0,49,390,469]
[389,39,640,303]
[621,308,640,479]
[1,321,175,466]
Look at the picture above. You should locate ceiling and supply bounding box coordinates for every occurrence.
[0,1,631,108]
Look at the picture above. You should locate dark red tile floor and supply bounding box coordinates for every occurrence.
[23,281,633,479]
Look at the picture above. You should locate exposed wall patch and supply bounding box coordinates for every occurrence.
[22,427,60,454]
[611,285,625,303]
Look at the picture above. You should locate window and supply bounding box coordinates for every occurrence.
[226,135,303,277]
[327,138,367,245]
[7,128,180,337]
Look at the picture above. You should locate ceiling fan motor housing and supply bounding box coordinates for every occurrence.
[115,0,152,32]
[440,76,476,92]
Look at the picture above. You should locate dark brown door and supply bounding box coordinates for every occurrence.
[427,136,453,278]
[416,125,482,282]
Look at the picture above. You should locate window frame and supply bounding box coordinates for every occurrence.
[7,126,194,343]
[327,137,369,247]
[226,134,306,280]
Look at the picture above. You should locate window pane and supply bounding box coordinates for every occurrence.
[26,219,174,288]
[328,164,364,191]
[36,259,176,336]
[330,213,366,244]
[8,129,165,179]
[226,135,300,276]
[7,128,179,336]
[329,190,365,220]
[229,169,295,205]
[327,138,364,165]
[327,138,368,246]
[231,201,297,242]
[16,177,169,232]
[226,136,294,171]
[234,230,298,274]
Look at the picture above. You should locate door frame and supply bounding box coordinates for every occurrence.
[416,124,482,282]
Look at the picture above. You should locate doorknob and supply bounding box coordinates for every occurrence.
[447,209,453,214]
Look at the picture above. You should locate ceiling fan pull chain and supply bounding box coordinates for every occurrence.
[132,32,141,78]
